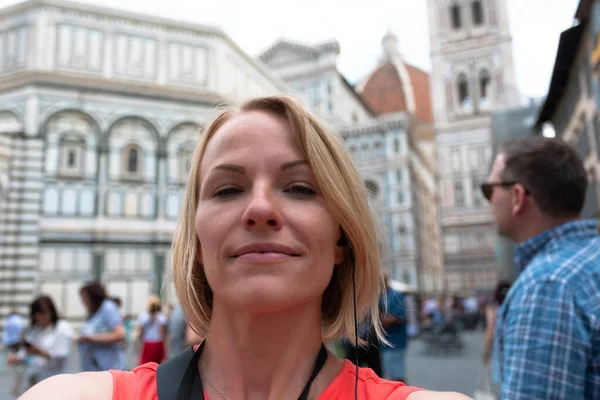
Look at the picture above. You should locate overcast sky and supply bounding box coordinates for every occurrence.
[0,0,580,98]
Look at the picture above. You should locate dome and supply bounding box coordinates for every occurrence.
[358,33,433,123]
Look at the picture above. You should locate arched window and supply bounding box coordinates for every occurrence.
[59,137,84,177]
[457,74,470,107]
[450,4,462,29]
[123,144,143,178]
[479,70,491,102]
[128,148,138,173]
[472,0,484,25]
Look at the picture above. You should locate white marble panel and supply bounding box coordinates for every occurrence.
[138,252,152,273]
[65,281,87,319]
[166,193,179,219]
[45,147,59,174]
[85,149,96,176]
[106,281,128,313]
[79,189,95,216]
[144,155,156,181]
[109,151,120,179]
[167,156,177,182]
[123,250,136,272]
[58,248,75,272]
[39,248,57,272]
[124,192,137,217]
[62,188,77,215]
[105,249,121,272]
[107,192,122,216]
[131,280,151,316]
[43,188,59,215]
[40,281,64,312]
[141,192,154,217]
[77,249,92,273]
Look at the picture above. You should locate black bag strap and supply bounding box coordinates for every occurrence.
[157,347,196,400]
[158,342,327,400]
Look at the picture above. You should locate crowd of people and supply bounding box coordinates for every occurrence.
[1,282,204,397]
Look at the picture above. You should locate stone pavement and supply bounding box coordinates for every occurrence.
[0,331,485,399]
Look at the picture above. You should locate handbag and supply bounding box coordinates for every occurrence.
[473,364,497,400]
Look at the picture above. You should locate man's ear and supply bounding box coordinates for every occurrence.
[511,184,528,216]
[335,229,349,265]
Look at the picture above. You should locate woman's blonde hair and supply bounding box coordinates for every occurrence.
[171,95,385,344]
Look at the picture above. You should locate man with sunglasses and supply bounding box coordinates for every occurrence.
[484,137,600,400]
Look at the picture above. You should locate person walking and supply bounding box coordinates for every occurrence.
[7,296,72,396]
[78,281,126,371]
[485,137,600,399]
[136,295,168,365]
[380,276,408,383]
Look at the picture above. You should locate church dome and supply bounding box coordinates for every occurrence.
[358,32,433,123]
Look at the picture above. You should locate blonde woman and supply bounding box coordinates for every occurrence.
[21,95,470,399]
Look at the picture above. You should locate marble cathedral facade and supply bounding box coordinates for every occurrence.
[0,0,441,324]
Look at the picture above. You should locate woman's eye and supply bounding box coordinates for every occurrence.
[214,187,242,198]
[286,185,316,196]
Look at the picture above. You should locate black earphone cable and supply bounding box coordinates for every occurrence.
[352,262,358,400]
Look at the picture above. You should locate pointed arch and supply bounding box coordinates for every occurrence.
[457,73,470,107]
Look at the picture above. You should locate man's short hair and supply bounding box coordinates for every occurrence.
[500,137,588,218]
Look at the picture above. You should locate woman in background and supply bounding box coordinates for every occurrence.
[136,295,168,365]
[78,281,126,371]
[7,296,72,395]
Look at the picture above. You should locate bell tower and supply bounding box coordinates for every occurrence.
[426,0,520,294]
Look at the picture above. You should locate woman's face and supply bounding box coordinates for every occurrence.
[34,302,52,328]
[195,111,346,314]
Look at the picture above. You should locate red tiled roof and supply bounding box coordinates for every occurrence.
[360,61,433,123]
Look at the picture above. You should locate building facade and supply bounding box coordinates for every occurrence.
[0,0,444,324]
[426,0,521,294]
[355,32,444,293]
[535,0,600,220]
[0,0,286,323]
[260,37,443,293]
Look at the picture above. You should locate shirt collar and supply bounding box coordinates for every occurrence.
[514,219,599,272]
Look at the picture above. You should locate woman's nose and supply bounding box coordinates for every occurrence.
[241,185,282,230]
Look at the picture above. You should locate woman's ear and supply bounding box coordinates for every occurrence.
[335,229,348,265]
[195,240,203,265]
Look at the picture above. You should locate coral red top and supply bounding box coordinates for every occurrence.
[110,360,424,400]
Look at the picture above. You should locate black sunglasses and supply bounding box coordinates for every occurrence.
[480,181,530,201]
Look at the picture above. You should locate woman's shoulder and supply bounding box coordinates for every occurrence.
[19,371,113,400]
[20,364,162,400]
[57,319,73,333]
[111,362,159,398]
[326,361,471,400]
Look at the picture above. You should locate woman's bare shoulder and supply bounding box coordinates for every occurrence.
[19,371,113,400]
[407,390,472,400]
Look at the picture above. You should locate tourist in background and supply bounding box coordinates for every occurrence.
[380,275,408,383]
[7,296,72,396]
[482,281,511,384]
[486,137,600,399]
[136,295,168,365]
[166,303,203,358]
[78,281,126,371]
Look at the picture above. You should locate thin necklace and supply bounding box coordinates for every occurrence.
[199,362,323,400]
[200,361,230,400]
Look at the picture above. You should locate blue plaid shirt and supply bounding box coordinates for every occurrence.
[496,219,600,400]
